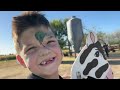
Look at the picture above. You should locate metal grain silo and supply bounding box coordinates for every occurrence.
[66,16,83,53]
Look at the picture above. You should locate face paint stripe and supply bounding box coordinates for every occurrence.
[83,59,98,75]
[95,63,109,78]
[26,57,29,62]
[35,31,46,42]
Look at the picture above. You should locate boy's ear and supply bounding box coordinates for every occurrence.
[16,55,27,68]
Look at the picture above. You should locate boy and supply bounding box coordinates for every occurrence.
[12,11,63,79]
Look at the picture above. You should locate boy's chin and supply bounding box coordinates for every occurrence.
[41,64,60,77]
[45,70,58,76]
[42,65,59,75]
[35,68,59,78]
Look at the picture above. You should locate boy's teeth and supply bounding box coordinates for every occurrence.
[41,61,46,65]
[40,57,55,65]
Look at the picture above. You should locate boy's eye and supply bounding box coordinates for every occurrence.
[95,51,99,57]
[46,40,57,46]
[47,41,55,44]
[26,47,36,53]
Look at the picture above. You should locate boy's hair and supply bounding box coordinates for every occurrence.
[12,11,50,54]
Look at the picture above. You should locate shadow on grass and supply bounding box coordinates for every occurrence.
[108,61,120,65]
[62,60,120,65]
[62,61,74,64]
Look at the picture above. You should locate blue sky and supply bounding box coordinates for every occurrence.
[0,11,120,55]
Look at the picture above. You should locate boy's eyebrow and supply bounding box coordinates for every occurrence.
[26,44,33,47]
[45,32,55,39]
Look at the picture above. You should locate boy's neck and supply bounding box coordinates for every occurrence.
[30,71,60,79]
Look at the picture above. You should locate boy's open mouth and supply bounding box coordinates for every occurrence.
[39,57,56,66]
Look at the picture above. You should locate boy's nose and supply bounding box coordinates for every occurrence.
[38,46,52,57]
[39,42,49,49]
[39,51,51,57]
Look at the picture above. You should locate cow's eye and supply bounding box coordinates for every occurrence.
[95,51,99,57]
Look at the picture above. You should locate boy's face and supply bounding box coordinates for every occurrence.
[17,26,63,78]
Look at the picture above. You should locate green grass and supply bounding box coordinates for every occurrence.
[0,55,16,61]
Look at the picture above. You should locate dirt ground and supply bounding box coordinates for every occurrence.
[0,53,120,79]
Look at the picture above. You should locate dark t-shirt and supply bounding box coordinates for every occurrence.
[27,73,63,79]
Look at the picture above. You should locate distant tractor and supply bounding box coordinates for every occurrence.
[109,46,116,52]
[109,44,119,52]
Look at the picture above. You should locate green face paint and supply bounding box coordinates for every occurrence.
[35,31,46,42]
[25,57,29,62]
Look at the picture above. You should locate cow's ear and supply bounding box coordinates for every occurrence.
[86,32,98,46]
